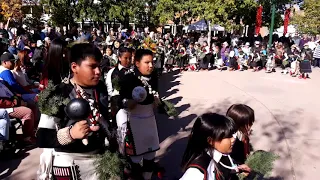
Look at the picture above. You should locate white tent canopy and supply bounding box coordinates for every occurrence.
[183,20,225,32]
[275,25,296,36]
[187,19,208,31]
[211,24,225,31]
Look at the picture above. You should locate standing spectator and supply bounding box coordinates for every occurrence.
[198,33,207,46]
[313,40,320,68]
[299,34,309,50]
[0,19,10,39]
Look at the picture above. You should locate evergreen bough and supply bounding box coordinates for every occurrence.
[94,150,126,180]
[239,150,279,180]
[158,99,178,117]
[37,81,69,116]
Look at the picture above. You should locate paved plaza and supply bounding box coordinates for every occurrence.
[1,68,320,180]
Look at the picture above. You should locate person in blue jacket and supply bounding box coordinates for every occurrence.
[0,52,36,102]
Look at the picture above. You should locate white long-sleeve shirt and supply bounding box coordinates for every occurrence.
[105,64,125,97]
[180,150,237,180]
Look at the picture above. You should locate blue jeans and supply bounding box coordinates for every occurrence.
[0,109,11,140]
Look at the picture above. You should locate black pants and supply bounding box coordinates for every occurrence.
[178,56,186,68]
[261,56,267,67]
[229,57,238,69]
[314,58,320,67]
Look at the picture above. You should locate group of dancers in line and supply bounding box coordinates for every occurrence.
[37,43,163,180]
[161,40,313,79]
[36,40,259,180]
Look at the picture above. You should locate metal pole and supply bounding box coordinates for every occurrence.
[208,21,211,46]
[245,25,249,37]
[268,1,276,49]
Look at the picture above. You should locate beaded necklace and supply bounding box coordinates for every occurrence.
[137,75,159,98]
[71,80,102,126]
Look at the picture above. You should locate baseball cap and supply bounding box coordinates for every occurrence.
[0,52,18,62]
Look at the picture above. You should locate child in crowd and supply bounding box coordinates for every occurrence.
[226,104,255,164]
[180,113,251,180]
[260,46,267,68]
[299,52,312,79]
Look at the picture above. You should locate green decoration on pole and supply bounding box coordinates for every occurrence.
[268,1,276,49]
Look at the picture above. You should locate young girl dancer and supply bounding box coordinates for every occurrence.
[180,113,251,180]
[105,47,132,128]
[226,104,255,164]
[118,49,161,180]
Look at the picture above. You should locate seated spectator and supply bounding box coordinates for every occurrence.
[0,52,36,102]
[7,39,17,55]
[12,58,43,93]
[0,79,35,144]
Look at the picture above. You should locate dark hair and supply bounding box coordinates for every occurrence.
[42,38,67,85]
[70,43,102,65]
[181,113,236,171]
[97,44,104,51]
[129,48,135,54]
[134,49,153,62]
[226,104,255,137]
[118,47,131,58]
[105,45,112,51]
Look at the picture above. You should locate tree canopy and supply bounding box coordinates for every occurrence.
[6,0,300,31]
[0,0,23,21]
[153,0,296,30]
[291,0,320,34]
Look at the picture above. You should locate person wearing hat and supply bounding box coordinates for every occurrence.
[0,52,36,102]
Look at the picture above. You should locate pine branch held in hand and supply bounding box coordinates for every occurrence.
[238,150,279,180]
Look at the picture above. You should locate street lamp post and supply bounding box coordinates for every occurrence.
[268,0,276,49]
[145,3,150,27]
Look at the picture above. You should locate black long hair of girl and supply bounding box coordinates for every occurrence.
[181,113,236,171]
[42,38,67,85]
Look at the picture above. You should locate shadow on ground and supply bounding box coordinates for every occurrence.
[155,95,244,179]
[155,86,317,180]
[0,146,34,179]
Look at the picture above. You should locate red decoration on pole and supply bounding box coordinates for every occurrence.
[283,9,291,36]
[255,5,263,35]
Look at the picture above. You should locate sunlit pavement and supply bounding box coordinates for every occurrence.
[2,68,320,180]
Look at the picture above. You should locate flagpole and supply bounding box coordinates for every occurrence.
[268,0,276,49]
